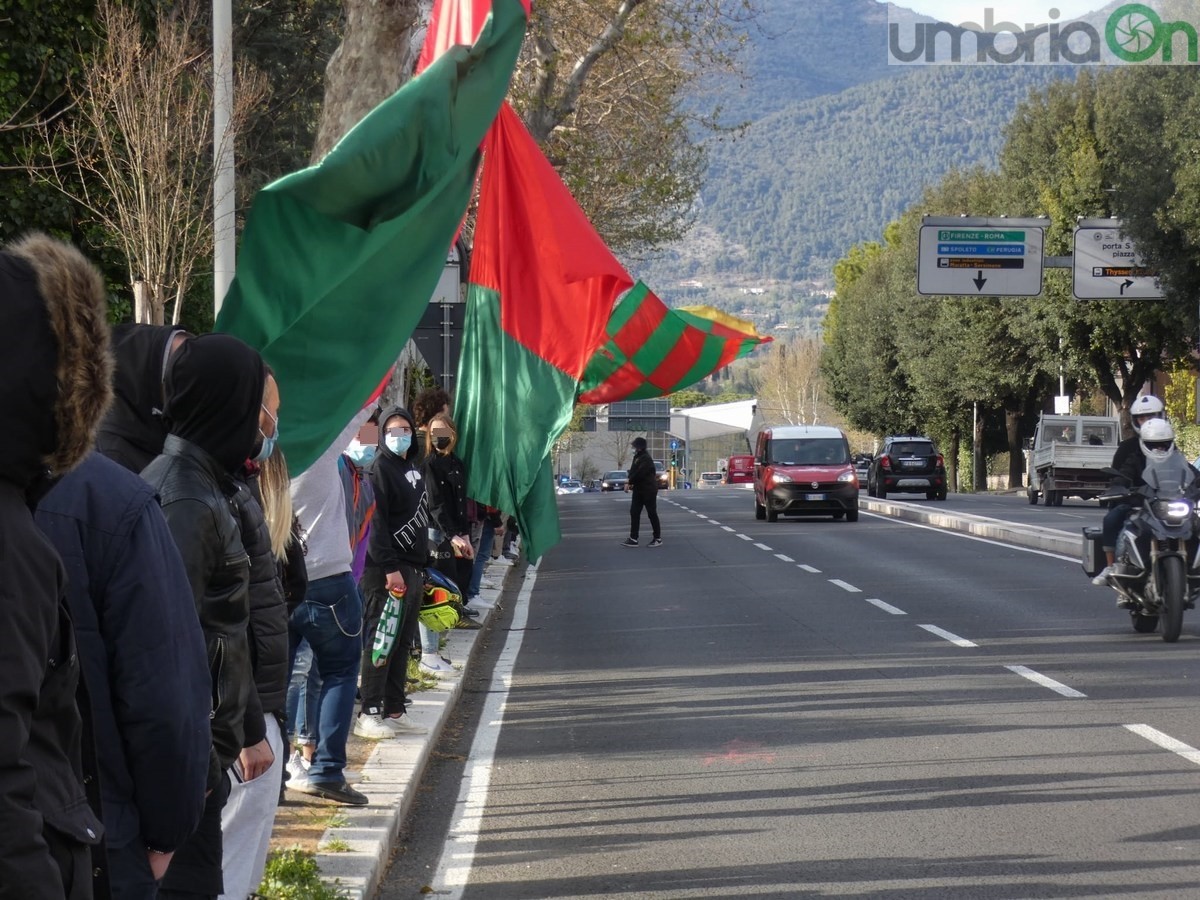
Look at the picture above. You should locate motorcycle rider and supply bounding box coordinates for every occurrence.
[1092,395,1167,586]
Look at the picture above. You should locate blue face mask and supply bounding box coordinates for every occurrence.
[346,443,376,467]
[253,405,279,463]
[385,434,411,456]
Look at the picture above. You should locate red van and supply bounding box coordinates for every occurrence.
[725,454,755,484]
[753,425,858,522]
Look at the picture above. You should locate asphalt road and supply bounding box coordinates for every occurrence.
[380,487,1200,899]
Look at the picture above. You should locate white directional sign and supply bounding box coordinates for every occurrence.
[918,218,1045,297]
[1072,219,1163,300]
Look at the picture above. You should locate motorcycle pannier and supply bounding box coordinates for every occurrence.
[1081,526,1105,577]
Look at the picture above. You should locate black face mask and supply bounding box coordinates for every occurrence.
[434,437,452,451]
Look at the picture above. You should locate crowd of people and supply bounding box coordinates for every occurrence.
[0,235,518,900]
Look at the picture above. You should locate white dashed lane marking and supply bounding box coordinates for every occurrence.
[775,554,795,563]
[865,598,906,615]
[829,579,861,593]
[1005,665,1086,698]
[798,564,821,573]
[918,624,977,648]
[754,543,772,552]
[1125,724,1200,766]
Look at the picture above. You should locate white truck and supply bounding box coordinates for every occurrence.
[1027,414,1121,506]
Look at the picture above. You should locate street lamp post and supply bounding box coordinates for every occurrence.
[213,0,235,315]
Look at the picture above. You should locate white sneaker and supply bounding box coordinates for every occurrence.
[493,556,514,566]
[481,578,499,589]
[385,715,428,735]
[419,653,454,675]
[353,713,396,740]
[286,749,310,787]
[470,597,496,611]
[1091,565,1113,586]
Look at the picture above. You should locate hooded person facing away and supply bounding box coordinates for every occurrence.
[96,324,190,473]
[0,233,113,900]
[141,333,266,900]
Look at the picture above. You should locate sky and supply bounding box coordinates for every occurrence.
[883,1,1103,24]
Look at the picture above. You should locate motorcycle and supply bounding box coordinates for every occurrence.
[1083,453,1200,642]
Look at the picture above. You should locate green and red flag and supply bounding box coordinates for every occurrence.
[216,0,528,475]
[455,103,633,561]
[580,287,772,403]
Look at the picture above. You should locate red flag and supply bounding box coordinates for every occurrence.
[418,0,528,73]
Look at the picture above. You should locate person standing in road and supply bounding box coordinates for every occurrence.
[622,436,662,548]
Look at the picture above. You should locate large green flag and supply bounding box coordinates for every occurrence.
[216,0,527,474]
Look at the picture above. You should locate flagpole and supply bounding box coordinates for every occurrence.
[213,0,235,316]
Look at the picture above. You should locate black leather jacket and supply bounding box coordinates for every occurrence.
[141,435,251,789]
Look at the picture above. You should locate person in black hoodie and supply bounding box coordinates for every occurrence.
[0,233,111,900]
[622,436,662,548]
[96,323,190,472]
[141,333,266,900]
[355,406,431,741]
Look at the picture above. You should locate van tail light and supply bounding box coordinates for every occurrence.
[880,456,891,470]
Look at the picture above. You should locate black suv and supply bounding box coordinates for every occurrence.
[867,435,947,500]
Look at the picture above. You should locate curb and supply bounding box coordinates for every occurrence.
[860,495,1081,557]
[305,558,517,899]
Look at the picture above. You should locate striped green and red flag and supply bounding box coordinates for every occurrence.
[216,0,528,475]
[579,285,772,403]
[455,103,633,561]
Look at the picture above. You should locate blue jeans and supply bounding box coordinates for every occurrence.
[468,526,495,596]
[288,573,363,783]
[285,640,320,746]
[1102,503,1131,552]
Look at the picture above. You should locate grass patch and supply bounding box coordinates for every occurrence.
[256,848,345,899]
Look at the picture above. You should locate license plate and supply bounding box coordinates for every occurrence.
[805,493,825,501]
[901,459,922,468]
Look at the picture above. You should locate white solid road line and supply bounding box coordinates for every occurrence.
[829,579,861,593]
[1005,664,1086,698]
[430,566,538,897]
[918,624,978,648]
[1125,724,1200,766]
[865,598,907,615]
[860,510,1076,562]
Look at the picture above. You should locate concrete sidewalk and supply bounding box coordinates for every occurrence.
[295,555,520,900]
[298,498,1082,897]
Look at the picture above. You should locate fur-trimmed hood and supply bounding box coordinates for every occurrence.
[0,233,112,490]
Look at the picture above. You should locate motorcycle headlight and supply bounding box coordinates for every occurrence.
[1154,499,1193,520]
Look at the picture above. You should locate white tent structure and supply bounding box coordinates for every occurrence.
[668,400,758,477]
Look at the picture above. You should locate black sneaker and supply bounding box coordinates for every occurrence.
[291,779,368,807]
[647,538,662,548]
[620,538,638,547]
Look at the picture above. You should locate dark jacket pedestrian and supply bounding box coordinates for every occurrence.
[623,437,661,547]
[423,415,473,594]
[37,452,211,897]
[0,233,112,900]
[359,407,429,730]
[140,333,266,899]
[96,324,189,473]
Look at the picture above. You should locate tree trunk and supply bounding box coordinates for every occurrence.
[309,0,431,163]
[1006,407,1024,489]
[947,427,960,494]
[973,413,986,492]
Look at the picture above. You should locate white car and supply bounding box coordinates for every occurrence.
[556,480,585,495]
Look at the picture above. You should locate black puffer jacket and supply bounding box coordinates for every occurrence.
[231,469,289,728]
[0,234,112,899]
[141,334,265,789]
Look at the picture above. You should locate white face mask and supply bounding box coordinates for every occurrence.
[385,434,412,456]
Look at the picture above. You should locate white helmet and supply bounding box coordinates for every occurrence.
[1130,395,1165,433]
[1139,417,1175,462]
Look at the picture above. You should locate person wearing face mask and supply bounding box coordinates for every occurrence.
[422,414,477,671]
[140,333,265,900]
[355,407,431,740]
[218,372,290,900]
